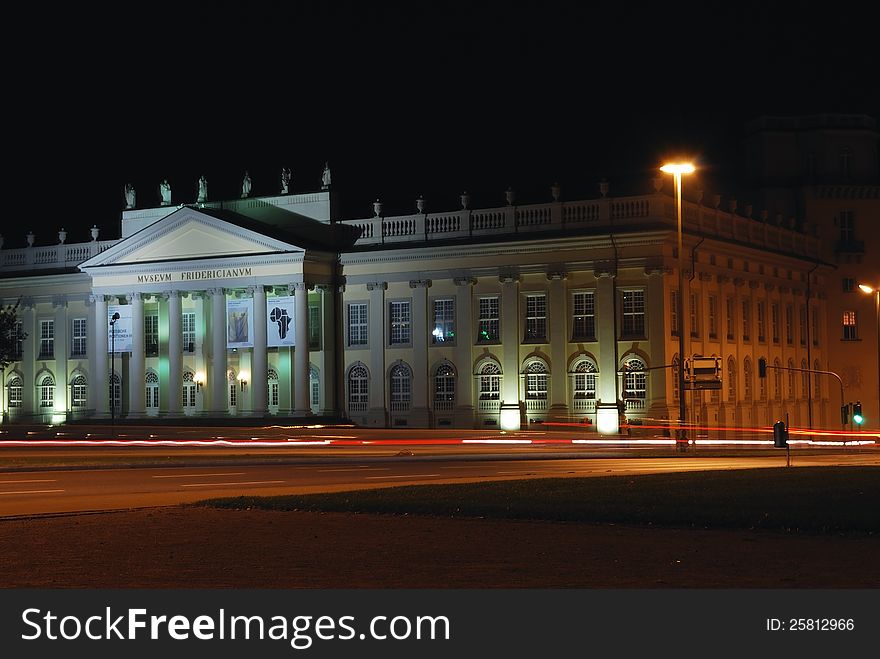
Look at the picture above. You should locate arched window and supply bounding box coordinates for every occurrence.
[227,369,237,409]
[389,363,412,411]
[801,359,808,400]
[727,357,737,402]
[348,364,369,411]
[110,372,121,412]
[7,376,23,408]
[434,363,456,409]
[40,374,56,408]
[183,371,197,409]
[623,358,647,399]
[145,371,159,409]
[479,362,501,400]
[573,360,597,399]
[743,358,753,400]
[787,359,795,399]
[267,368,279,409]
[525,361,548,399]
[71,374,88,408]
[309,366,320,411]
[813,360,822,400]
[773,358,782,400]
[671,354,680,401]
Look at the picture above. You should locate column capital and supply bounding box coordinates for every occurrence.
[593,268,615,279]
[366,281,387,291]
[716,274,731,284]
[206,287,226,297]
[125,292,143,303]
[290,281,310,293]
[52,294,68,308]
[698,272,713,282]
[644,266,670,277]
[409,279,432,289]
[748,280,760,289]
[315,283,335,293]
[764,282,776,292]
[733,278,745,287]
[21,296,36,309]
[162,289,183,300]
[453,276,476,287]
[247,285,269,296]
[546,271,567,281]
[499,274,520,284]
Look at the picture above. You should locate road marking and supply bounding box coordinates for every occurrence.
[0,489,65,496]
[365,474,441,480]
[0,479,57,483]
[180,480,285,488]
[152,473,247,479]
[317,467,391,472]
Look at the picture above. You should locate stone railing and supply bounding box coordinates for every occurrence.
[571,398,596,413]
[0,240,118,272]
[340,193,821,259]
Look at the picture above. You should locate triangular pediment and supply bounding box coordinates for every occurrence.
[80,207,303,268]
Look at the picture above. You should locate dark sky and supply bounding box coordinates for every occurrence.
[5,1,878,246]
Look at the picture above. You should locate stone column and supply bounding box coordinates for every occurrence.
[20,297,36,415]
[91,294,108,417]
[645,267,670,418]
[250,285,268,416]
[500,274,521,428]
[595,268,619,433]
[317,284,336,415]
[453,277,475,427]
[293,282,311,415]
[367,281,387,426]
[166,291,183,416]
[209,287,227,415]
[52,295,69,414]
[127,292,145,418]
[547,272,569,421]
[409,279,431,427]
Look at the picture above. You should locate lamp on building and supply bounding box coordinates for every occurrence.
[660,162,695,445]
[238,372,249,391]
[194,372,205,392]
[109,311,120,430]
[858,283,880,426]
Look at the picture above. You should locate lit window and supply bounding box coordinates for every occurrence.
[348,365,369,411]
[842,311,858,340]
[479,363,501,399]
[348,303,368,347]
[525,361,548,399]
[525,294,547,341]
[389,301,411,345]
[621,290,645,337]
[478,297,499,343]
[432,299,455,344]
[572,292,595,340]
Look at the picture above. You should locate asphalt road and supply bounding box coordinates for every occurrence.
[1,450,878,518]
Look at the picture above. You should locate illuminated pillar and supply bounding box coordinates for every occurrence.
[317,284,336,415]
[127,292,145,418]
[547,272,568,421]
[453,277,475,427]
[251,285,268,416]
[645,267,669,415]
[293,281,311,415]
[409,279,431,426]
[52,295,68,414]
[367,281,387,426]
[91,294,108,417]
[499,274,521,430]
[209,287,227,414]
[167,290,183,416]
[595,268,619,434]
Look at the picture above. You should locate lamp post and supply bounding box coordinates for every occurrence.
[858,283,880,427]
[660,162,695,444]
[109,311,120,431]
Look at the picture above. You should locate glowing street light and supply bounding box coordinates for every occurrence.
[858,283,879,427]
[661,162,695,444]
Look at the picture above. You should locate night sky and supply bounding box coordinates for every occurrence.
[6,1,878,247]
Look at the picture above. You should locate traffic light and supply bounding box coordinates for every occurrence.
[841,404,849,426]
[773,420,788,448]
[758,357,767,378]
[853,401,864,425]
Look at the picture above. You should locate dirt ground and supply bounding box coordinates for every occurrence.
[1,506,878,588]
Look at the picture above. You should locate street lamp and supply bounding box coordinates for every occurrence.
[109,311,120,430]
[660,162,695,444]
[858,283,879,427]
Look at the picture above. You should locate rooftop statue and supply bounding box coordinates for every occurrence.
[241,170,252,198]
[124,183,136,209]
[321,162,331,189]
[197,175,208,203]
[159,179,171,206]
[280,167,291,194]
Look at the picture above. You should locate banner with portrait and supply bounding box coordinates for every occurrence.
[226,297,254,349]
[107,304,133,353]
[267,296,295,347]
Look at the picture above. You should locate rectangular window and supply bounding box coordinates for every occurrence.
[785,305,794,345]
[771,303,780,344]
[726,297,735,341]
[670,291,679,337]
[39,320,54,359]
[182,312,196,352]
[621,290,646,338]
[757,302,766,342]
[842,311,858,340]
[347,303,368,346]
[839,210,855,243]
[689,292,699,338]
[145,314,159,356]
[71,318,87,357]
[842,277,855,293]
[432,298,455,344]
[708,295,718,339]
[309,304,321,349]
[478,297,499,342]
[799,306,807,346]
[572,291,595,340]
[812,310,820,346]
[742,301,751,341]
[229,383,237,407]
[525,294,547,341]
[389,300,411,345]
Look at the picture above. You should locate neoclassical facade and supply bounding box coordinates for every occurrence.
[1,176,836,432]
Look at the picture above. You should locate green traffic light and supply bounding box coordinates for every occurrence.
[853,413,864,424]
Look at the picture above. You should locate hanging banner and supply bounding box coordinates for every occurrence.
[226,297,254,348]
[267,296,296,347]
[107,304,133,353]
